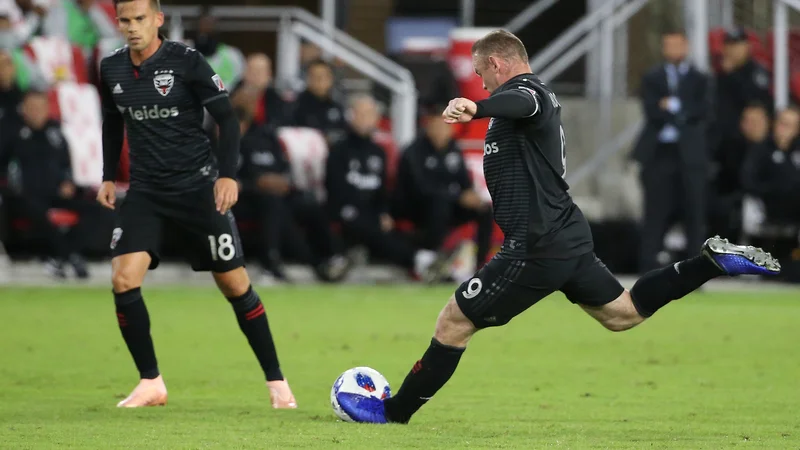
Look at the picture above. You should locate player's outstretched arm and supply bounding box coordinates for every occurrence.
[472,88,539,120]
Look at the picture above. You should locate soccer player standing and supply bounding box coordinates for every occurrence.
[341,30,781,424]
[97,0,296,409]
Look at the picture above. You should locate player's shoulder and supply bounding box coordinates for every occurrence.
[161,40,204,60]
[100,45,129,67]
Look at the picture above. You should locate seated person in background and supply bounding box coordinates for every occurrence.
[325,94,444,281]
[393,103,494,268]
[230,53,287,129]
[236,108,350,283]
[0,90,90,278]
[741,107,800,225]
[0,50,24,131]
[709,102,770,238]
[291,59,347,144]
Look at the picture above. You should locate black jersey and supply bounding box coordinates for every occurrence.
[476,74,593,259]
[99,38,229,193]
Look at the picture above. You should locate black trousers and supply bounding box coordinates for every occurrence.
[16,194,95,259]
[639,144,708,273]
[340,211,418,269]
[253,190,341,268]
[394,194,494,265]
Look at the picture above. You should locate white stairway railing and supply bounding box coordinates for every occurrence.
[161,6,418,148]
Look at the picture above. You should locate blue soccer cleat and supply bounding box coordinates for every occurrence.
[702,235,781,276]
[337,395,389,424]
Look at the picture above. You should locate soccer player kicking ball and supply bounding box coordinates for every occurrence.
[341,30,780,424]
[97,0,296,409]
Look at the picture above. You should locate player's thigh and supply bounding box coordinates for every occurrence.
[454,256,559,329]
[111,190,163,270]
[558,252,641,329]
[171,184,245,272]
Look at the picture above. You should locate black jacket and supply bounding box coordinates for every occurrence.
[291,90,347,144]
[715,60,773,133]
[0,120,72,197]
[740,139,800,198]
[395,135,471,205]
[325,129,389,221]
[230,83,288,129]
[237,124,289,189]
[632,63,710,169]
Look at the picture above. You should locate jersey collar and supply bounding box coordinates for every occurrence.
[129,34,168,70]
[494,72,535,94]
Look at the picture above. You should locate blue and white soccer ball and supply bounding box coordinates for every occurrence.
[330,366,391,422]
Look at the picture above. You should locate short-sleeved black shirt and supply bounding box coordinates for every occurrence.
[100,38,229,193]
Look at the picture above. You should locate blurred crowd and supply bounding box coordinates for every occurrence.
[0,2,493,282]
[634,27,800,275]
[0,1,797,283]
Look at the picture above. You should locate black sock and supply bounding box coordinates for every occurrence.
[227,286,284,381]
[383,338,465,423]
[114,288,159,379]
[630,255,723,317]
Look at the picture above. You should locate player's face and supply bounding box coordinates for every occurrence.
[473,54,500,93]
[116,0,164,52]
[661,34,687,63]
[244,55,271,89]
[307,64,333,98]
[425,115,453,147]
[774,110,800,144]
[723,41,750,65]
[21,94,50,129]
[740,107,769,142]
[349,98,379,136]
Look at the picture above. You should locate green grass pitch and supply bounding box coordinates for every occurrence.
[0,285,798,449]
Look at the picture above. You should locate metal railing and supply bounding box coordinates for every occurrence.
[504,0,560,33]
[160,6,418,148]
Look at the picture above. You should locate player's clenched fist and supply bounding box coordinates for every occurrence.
[96,181,117,210]
[214,177,239,214]
[443,97,477,124]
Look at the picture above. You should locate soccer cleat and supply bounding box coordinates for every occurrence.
[267,379,297,409]
[702,235,781,276]
[116,375,168,408]
[337,395,389,424]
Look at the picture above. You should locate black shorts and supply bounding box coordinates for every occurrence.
[454,252,624,329]
[110,184,245,272]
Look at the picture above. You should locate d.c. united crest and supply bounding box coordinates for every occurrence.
[154,70,175,96]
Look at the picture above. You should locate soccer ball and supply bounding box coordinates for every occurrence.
[330,366,391,422]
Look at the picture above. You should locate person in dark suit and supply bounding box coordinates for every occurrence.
[632,29,711,273]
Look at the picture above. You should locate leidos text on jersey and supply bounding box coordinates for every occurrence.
[127,105,180,121]
[484,141,499,155]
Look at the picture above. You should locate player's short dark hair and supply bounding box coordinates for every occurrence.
[661,28,686,38]
[471,30,528,63]
[113,0,161,12]
[306,59,333,73]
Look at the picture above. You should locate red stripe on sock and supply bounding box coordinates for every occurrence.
[245,304,265,321]
[116,312,127,327]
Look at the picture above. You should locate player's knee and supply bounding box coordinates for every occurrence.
[213,268,250,298]
[433,297,477,347]
[111,266,143,293]
[600,318,638,332]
